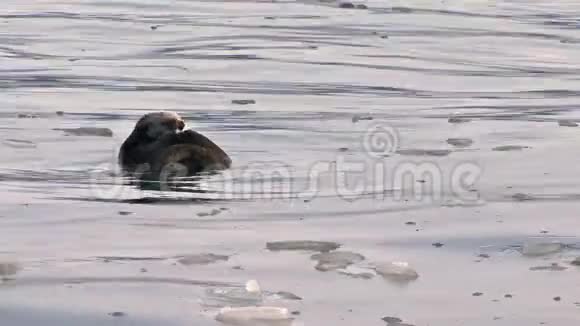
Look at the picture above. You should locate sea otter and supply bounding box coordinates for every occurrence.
[119,112,231,180]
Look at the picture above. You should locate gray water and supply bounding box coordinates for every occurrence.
[1,0,580,325]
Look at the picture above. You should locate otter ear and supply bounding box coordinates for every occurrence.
[177,120,185,131]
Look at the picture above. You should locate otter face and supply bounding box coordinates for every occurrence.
[134,112,185,140]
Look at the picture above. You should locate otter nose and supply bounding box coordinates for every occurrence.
[177,120,185,130]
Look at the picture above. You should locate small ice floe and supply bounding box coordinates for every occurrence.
[245,280,261,294]
[204,280,263,308]
[266,241,340,252]
[53,127,113,137]
[0,261,21,281]
[448,117,471,124]
[17,113,38,119]
[492,145,529,151]
[338,2,355,8]
[310,251,365,272]
[351,114,373,123]
[522,240,564,256]
[446,138,474,148]
[374,261,419,282]
[216,306,293,326]
[108,312,126,318]
[382,316,415,326]
[529,263,567,271]
[177,253,229,266]
[558,120,578,127]
[396,149,451,157]
[231,99,256,105]
[511,193,535,201]
[96,256,165,262]
[270,291,302,301]
[338,265,375,280]
[197,208,222,217]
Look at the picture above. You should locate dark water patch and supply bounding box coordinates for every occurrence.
[0,262,20,279]
[108,311,127,318]
[492,145,530,151]
[266,241,341,252]
[446,138,473,148]
[558,120,578,127]
[396,149,451,157]
[177,253,229,266]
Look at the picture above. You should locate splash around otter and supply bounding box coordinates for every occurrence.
[118,112,231,181]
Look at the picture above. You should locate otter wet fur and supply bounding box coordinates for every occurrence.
[119,112,231,180]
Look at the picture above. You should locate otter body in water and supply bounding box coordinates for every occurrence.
[119,112,231,179]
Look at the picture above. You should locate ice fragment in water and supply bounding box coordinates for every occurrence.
[310,251,365,271]
[245,280,261,294]
[396,149,451,157]
[558,120,578,127]
[446,138,473,147]
[522,240,564,256]
[266,241,340,252]
[0,261,20,280]
[374,261,419,282]
[492,145,529,151]
[177,253,229,265]
[216,306,292,326]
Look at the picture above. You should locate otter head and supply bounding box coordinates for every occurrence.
[133,112,185,141]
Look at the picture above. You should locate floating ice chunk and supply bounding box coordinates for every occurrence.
[310,251,365,271]
[245,280,261,294]
[374,261,419,282]
[492,145,529,151]
[270,291,302,301]
[446,138,474,148]
[204,281,263,308]
[266,241,340,252]
[338,265,375,279]
[529,263,567,271]
[177,253,229,266]
[0,261,20,281]
[522,241,564,256]
[396,149,451,157]
[558,120,578,127]
[216,306,292,326]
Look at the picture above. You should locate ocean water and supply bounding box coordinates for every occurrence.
[1,0,580,325]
